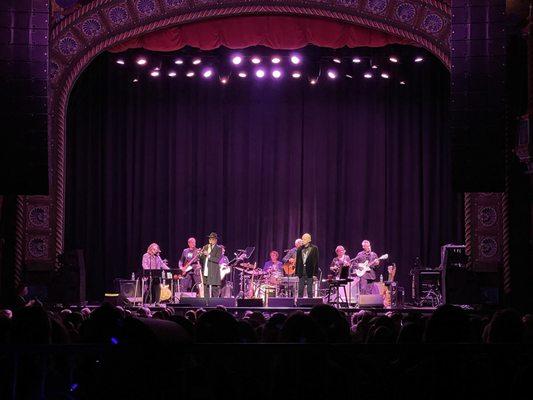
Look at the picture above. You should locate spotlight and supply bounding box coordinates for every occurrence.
[389,56,399,63]
[186,71,195,77]
[231,55,243,65]
[255,69,265,78]
[310,79,317,85]
[327,70,337,79]
[174,58,184,65]
[346,74,353,79]
[400,80,406,85]
[371,65,378,69]
[292,71,301,78]
[251,56,261,64]
[202,68,213,78]
[414,56,424,63]
[116,59,125,65]
[290,55,301,65]
[272,69,282,79]
[381,73,390,79]
[136,57,147,65]
[132,78,139,83]
[220,77,228,84]
[271,57,281,64]
[352,57,362,63]
[192,58,202,65]
[150,70,160,77]
[168,71,177,77]
[363,72,373,79]
[333,58,341,64]
[238,71,247,78]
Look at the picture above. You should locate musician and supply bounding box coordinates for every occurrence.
[198,232,224,298]
[142,243,169,304]
[282,239,303,263]
[219,246,232,297]
[295,233,319,298]
[329,246,351,278]
[263,250,283,273]
[179,237,202,293]
[353,240,380,294]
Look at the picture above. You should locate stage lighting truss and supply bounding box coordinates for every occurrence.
[116,47,424,86]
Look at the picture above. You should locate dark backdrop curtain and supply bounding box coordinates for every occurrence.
[67,49,462,300]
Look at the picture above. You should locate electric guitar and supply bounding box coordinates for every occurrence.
[180,249,201,274]
[352,254,389,277]
[219,263,231,279]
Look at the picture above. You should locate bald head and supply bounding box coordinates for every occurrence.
[302,233,312,245]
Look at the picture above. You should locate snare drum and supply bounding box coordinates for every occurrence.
[267,270,282,286]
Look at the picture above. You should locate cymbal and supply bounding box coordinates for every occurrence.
[246,269,266,276]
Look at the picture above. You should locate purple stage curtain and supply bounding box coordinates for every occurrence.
[66,50,462,300]
[110,16,411,53]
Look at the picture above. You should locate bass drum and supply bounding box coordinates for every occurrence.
[267,270,282,286]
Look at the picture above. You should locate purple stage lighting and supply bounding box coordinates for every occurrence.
[292,72,301,78]
[231,55,243,65]
[371,65,378,69]
[136,57,147,66]
[310,79,317,85]
[255,69,266,78]
[168,71,177,77]
[381,73,390,79]
[192,58,202,65]
[202,69,213,78]
[400,80,406,85]
[364,72,373,79]
[186,71,195,77]
[346,74,353,79]
[174,58,184,65]
[352,57,362,63]
[116,59,125,65]
[389,56,399,63]
[271,57,281,64]
[327,70,337,79]
[238,71,247,78]
[333,58,341,64]
[251,56,261,64]
[220,77,228,84]
[150,70,160,77]
[272,69,282,79]
[414,56,424,63]
[132,78,139,83]
[290,55,301,65]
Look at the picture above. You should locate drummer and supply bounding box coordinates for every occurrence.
[263,250,283,274]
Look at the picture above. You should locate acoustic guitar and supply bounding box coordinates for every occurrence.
[283,258,296,276]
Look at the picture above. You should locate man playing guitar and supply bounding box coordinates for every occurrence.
[353,240,380,295]
[179,237,203,295]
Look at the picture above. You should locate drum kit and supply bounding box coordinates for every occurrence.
[235,262,287,301]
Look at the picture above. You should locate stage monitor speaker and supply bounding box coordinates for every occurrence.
[268,297,295,307]
[207,298,236,307]
[179,297,208,307]
[358,295,384,308]
[237,299,263,308]
[296,298,324,308]
[116,279,142,303]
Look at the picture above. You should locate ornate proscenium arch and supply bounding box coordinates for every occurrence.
[18,0,451,270]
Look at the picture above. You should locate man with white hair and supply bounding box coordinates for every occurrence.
[282,238,303,263]
[353,240,380,294]
[295,233,319,298]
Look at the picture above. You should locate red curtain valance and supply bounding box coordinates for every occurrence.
[110,16,410,53]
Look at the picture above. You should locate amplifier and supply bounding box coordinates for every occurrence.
[358,294,384,308]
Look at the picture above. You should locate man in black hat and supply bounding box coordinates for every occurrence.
[199,232,224,298]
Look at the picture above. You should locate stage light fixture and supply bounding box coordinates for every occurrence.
[380,73,390,79]
[400,80,406,85]
[150,70,160,77]
[290,55,301,65]
[327,70,337,79]
[414,56,424,63]
[292,72,301,78]
[251,56,261,64]
[271,57,281,64]
[186,71,195,77]
[255,69,266,78]
[238,71,247,78]
[168,71,177,77]
[174,58,184,65]
[132,78,139,83]
[346,74,353,79]
[389,56,399,63]
[363,72,373,79]
[136,57,147,65]
[333,58,341,64]
[231,55,243,65]
[272,69,282,79]
[192,58,202,65]
[202,68,213,78]
[352,57,362,63]
[371,64,378,69]
[116,59,125,65]
[310,79,317,85]
[220,77,229,84]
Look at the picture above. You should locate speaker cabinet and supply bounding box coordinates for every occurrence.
[237,298,263,308]
[268,297,296,307]
[295,298,324,307]
[358,295,384,308]
[206,298,236,307]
